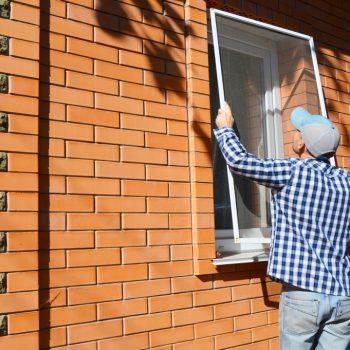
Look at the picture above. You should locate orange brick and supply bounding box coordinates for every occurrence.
[191,183,213,198]
[169,213,191,228]
[95,60,143,83]
[67,106,119,127]
[8,153,38,172]
[214,272,251,288]
[122,213,168,229]
[232,284,265,301]
[67,177,120,195]
[98,299,148,320]
[0,94,38,115]
[124,279,170,299]
[47,231,94,249]
[120,17,164,42]
[173,338,214,350]
[252,324,279,342]
[169,183,190,197]
[43,157,94,176]
[146,133,188,151]
[8,311,39,334]
[39,327,66,348]
[149,293,192,313]
[67,36,118,61]
[124,312,171,334]
[94,27,142,51]
[188,78,209,94]
[168,150,189,166]
[9,76,39,97]
[194,288,231,307]
[39,138,64,157]
[10,38,39,60]
[98,333,148,350]
[95,230,146,248]
[144,70,186,92]
[67,141,119,161]
[95,93,144,114]
[171,245,193,261]
[7,193,38,211]
[0,333,38,350]
[172,275,212,293]
[148,229,191,245]
[96,196,145,212]
[146,165,189,181]
[216,329,252,350]
[0,55,38,78]
[144,40,185,63]
[48,14,93,40]
[145,101,187,121]
[68,213,120,230]
[67,248,120,267]
[49,49,93,73]
[0,213,38,231]
[149,261,193,278]
[195,318,233,338]
[39,250,65,269]
[98,264,148,283]
[120,114,166,133]
[42,305,96,327]
[120,81,165,103]
[39,212,65,231]
[0,291,38,313]
[150,325,193,348]
[168,120,188,135]
[66,71,118,94]
[119,50,165,72]
[121,180,168,197]
[0,16,38,42]
[214,301,251,320]
[173,306,213,326]
[94,127,145,148]
[45,84,94,107]
[121,146,167,164]
[250,296,280,313]
[69,320,122,344]
[7,271,38,292]
[8,114,38,135]
[193,244,215,259]
[39,287,67,308]
[122,246,169,264]
[148,198,191,212]
[95,161,145,179]
[40,194,93,212]
[235,313,268,331]
[46,267,96,288]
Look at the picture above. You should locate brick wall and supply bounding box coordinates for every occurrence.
[0,0,349,349]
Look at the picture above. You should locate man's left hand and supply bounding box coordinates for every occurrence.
[216,101,234,129]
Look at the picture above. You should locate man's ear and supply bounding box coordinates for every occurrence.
[298,139,306,153]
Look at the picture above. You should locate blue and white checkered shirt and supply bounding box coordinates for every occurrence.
[214,127,350,296]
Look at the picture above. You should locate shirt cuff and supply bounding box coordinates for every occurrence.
[213,127,235,139]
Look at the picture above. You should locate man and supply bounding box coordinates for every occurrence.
[214,102,350,350]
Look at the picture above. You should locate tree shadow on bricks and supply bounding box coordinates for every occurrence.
[95,0,187,96]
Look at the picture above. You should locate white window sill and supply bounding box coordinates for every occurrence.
[212,250,269,265]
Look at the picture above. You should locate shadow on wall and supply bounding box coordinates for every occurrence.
[95,0,187,96]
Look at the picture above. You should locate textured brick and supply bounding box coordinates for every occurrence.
[98,299,147,320]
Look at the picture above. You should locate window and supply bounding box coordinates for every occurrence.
[209,9,328,264]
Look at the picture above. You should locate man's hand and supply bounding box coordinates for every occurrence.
[215,101,235,129]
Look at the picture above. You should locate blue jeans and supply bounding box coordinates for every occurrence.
[279,284,350,350]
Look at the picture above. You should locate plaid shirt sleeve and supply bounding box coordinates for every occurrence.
[214,127,295,189]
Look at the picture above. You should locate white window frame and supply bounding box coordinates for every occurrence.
[210,8,330,265]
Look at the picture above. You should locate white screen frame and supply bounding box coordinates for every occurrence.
[210,8,331,265]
